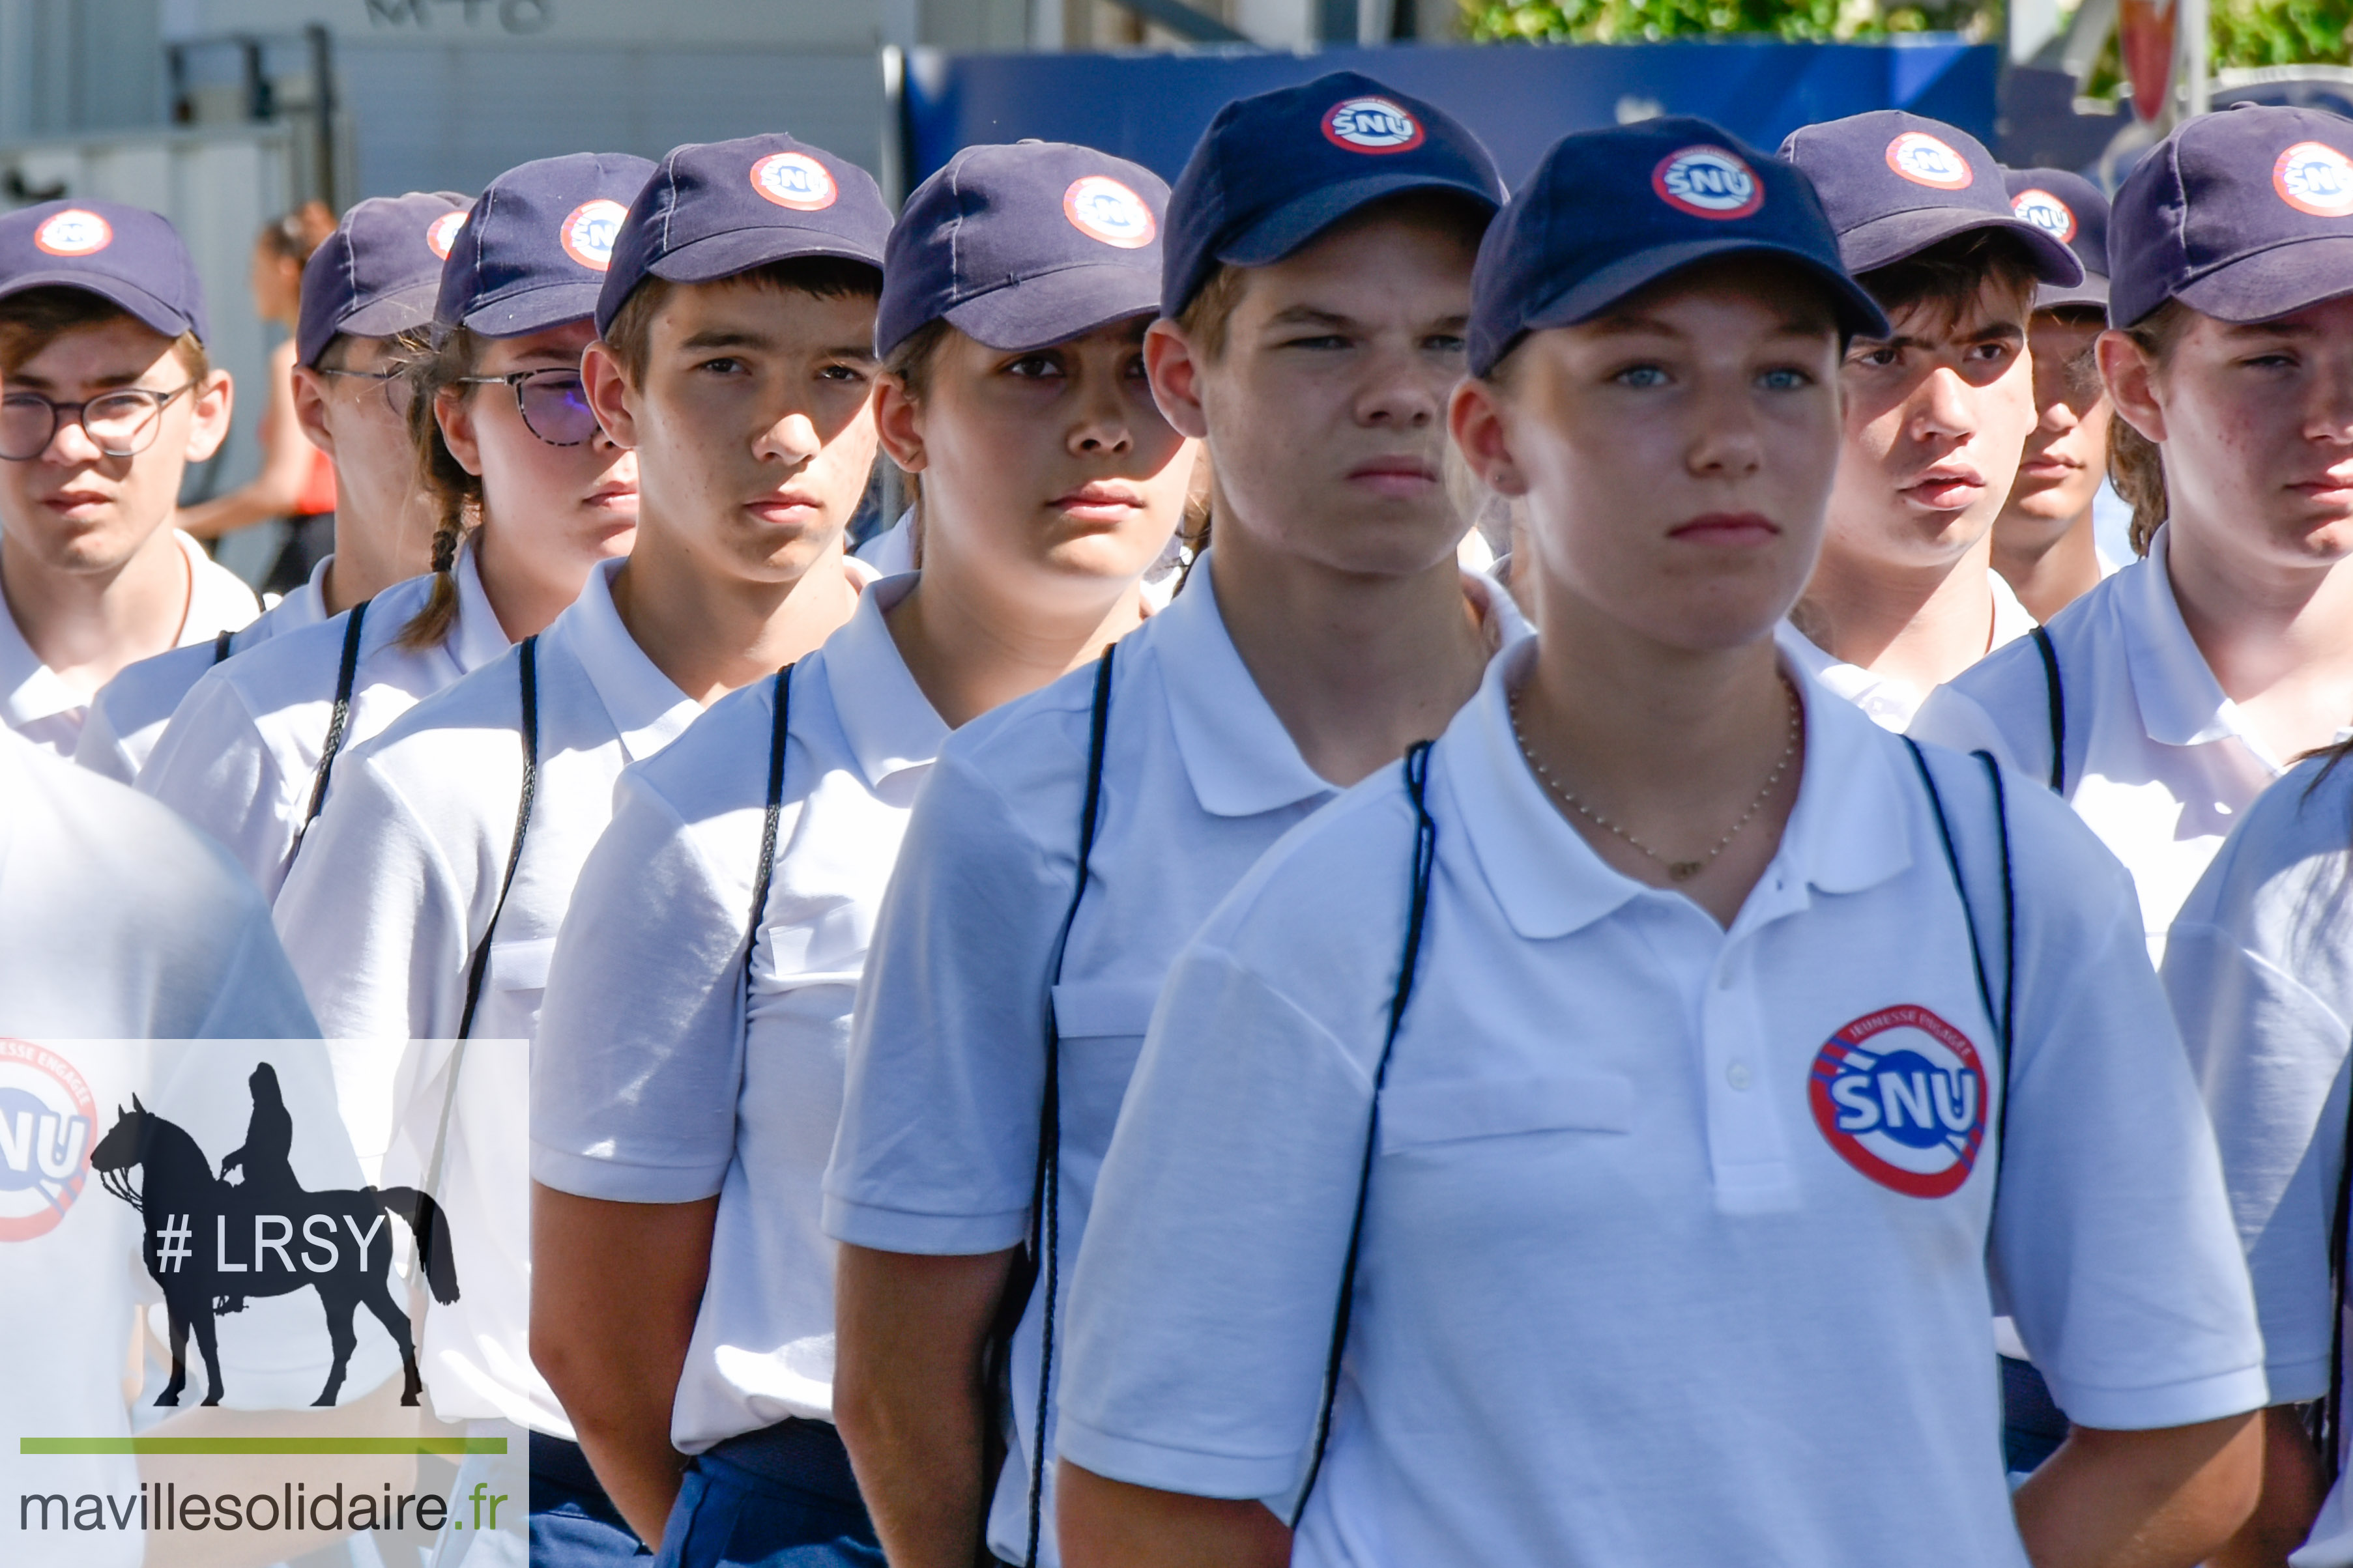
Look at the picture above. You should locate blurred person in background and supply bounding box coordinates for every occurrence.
[177,201,338,595]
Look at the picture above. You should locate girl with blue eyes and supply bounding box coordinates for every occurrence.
[1052,120,2264,1568]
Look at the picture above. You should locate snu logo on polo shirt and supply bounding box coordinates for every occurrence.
[1808,1004,1988,1197]
[0,1038,94,1242]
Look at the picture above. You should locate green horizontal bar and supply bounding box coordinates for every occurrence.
[22,1437,507,1455]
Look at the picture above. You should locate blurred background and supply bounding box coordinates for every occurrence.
[0,0,2335,578]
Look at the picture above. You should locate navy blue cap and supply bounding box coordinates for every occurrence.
[2002,167,2109,313]
[298,190,470,367]
[2109,104,2353,329]
[1779,111,2081,289]
[595,134,889,338]
[1469,120,1885,377]
[435,152,655,339]
[0,199,209,343]
[1162,70,1503,319]
[877,141,1168,360]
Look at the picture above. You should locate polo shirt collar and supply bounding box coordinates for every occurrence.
[2122,527,2274,762]
[548,556,697,763]
[449,535,510,674]
[822,573,946,791]
[1452,641,1915,941]
[1150,552,1333,818]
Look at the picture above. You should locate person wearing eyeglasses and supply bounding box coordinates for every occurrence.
[0,199,259,758]
[272,136,888,1568]
[74,191,470,788]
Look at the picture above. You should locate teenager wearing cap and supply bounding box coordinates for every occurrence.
[822,72,1520,1568]
[530,139,1191,1568]
[1993,167,2118,623]
[0,199,259,757]
[74,190,469,786]
[1771,113,2079,731]
[277,134,886,1566]
[1052,116,2263,1568]
[1914,104,2353,965]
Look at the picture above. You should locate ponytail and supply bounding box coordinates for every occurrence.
[397,326,489,651]
[2107,299,2197,559]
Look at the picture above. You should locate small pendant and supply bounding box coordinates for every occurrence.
[1667,861,1704,881]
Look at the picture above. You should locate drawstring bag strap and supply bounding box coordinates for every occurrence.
[1292,738,1439,1526]
[299,597,375,835]
[2030,626,2066,794]
[454,634,541,1046]
[743,664,794,1013]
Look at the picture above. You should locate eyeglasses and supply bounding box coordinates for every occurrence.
[455,368,599,446]
[317,365,416,420]
[0,382,195,463]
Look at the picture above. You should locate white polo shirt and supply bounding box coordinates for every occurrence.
[535,574,941,1451]
[1058,642,2264,1567]
[134,546,508,899]
[0,728,328,1567]
[1911,528,2287,962]
[0,531,260,757]
[274,554,700,1434]
[2163,751,2353,1563]
[74,553,341,784]
[1777,568,2036,732]
[822,556,1526,1568]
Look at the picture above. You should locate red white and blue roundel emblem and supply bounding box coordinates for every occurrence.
[2274,142,2353,218]
[1063,176,1156,249]
[2010,188,2077,244]
[751,151,840,212]
[1808,1004,1988,1198]
[425,209,467,261]
[1885,132,1974,191]
[1323,96,1425,154]
[0,1038,96,1242]
[1653,145,1764,220]
[558,199,627,272]
[33,208,111,257]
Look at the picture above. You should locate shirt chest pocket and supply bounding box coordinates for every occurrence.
[1378,1071,1635,1156]
[1050,980,1162,1142]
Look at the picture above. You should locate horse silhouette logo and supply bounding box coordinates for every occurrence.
[90,1064,459,1409]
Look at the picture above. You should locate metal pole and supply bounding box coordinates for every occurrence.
[308,23,337,210]
[2178,0,2210,117]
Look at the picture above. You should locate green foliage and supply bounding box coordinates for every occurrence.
[2210,0,2353,66]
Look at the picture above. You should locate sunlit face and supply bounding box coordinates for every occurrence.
[0,316,230,575]
[1825,273,2035,571]
[594,276,879,583]
[1996,309,2112,552]
[878,317,1191,609]
[1451,259,1844,653]
[1148,198,1482,578]
[437,318,637,586]
[2103,294,2353,570]
[295,334,433,577]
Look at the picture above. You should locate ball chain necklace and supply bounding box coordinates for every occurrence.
[1509,676,1801,883]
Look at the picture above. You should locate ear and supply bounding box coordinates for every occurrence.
[871,372,927,477]
[1449,377,1528,498]
[2096,328,2167,446]
[580,339,639,451]
[181,367,234,463]
[1144,319,1211,442]
[290,364,336,461]
[132,1094,146,1113]
[435,380,486,478]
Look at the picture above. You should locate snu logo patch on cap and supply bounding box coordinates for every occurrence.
[1323,96,1425,154]
[2010,188,2077,243]
[1885,132,1974,191]
[425,210,467,260]
[1652,145,1764,220]
[751,152,840,212]
[2275,141,2353,218]
[1808,1004,1989,1199]
[558,199,628,271]
[34,208,113,257]
[1063,176,1155,249]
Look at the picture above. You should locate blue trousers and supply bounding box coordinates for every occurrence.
[2001,1354,2070,1477]
[654,1420,881,1568]
[531,1432,650,1564]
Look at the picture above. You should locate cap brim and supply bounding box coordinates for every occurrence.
[936,262,1161,356]
[1520,236,1891,344]
[0,272,198,341]
[2034,272,2109,314]
[336,280,440,343]
[1219,169,1500,274]
[458,279,605,338]
[1838,207,2083,287]
[647,227,886,287]
[2172,235,2353,324]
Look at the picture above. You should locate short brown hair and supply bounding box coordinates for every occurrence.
[1855,228,2041,336]
[599,256,882,387]
[0,286,209,379]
